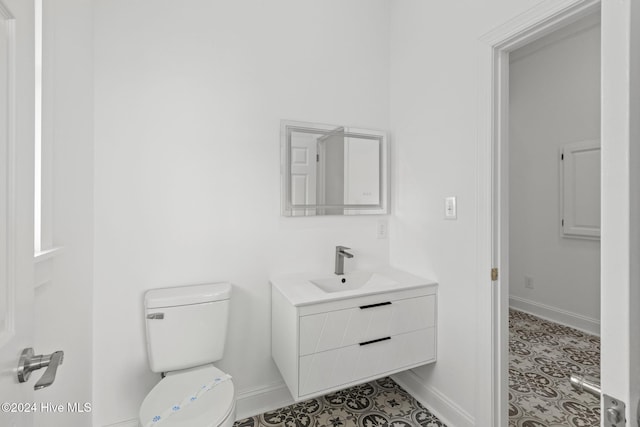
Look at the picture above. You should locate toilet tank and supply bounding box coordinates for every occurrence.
[144,282,231,373]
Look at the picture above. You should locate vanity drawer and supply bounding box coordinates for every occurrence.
[299,295,435,356]
[298,327,435,397]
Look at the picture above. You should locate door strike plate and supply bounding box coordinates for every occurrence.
[603,394,625,427]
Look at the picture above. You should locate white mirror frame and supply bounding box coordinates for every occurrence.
[280,120,389,217]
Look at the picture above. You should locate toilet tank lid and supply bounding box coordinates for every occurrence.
[145,283,231,309]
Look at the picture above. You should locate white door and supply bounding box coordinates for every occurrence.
[0,0,36,426]
[600,0,640,424]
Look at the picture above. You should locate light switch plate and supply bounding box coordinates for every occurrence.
[445,196,457,219]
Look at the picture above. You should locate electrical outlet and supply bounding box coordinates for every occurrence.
[377,219,388,239]
[525,276,534,289]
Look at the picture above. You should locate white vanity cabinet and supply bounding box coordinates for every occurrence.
[271,281,437,401]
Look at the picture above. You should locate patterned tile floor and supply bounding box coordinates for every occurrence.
[509,309,600,427]
[234,377,446,427]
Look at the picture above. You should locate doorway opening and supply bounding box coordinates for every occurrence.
[506,12,601,426]
[478,0,604,425]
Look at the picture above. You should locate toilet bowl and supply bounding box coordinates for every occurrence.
[139,365,235,427]
[139,283,235,427]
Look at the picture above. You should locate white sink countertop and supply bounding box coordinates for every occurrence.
[270,267,437,306]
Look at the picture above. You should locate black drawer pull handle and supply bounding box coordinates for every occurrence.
[359,337,391,346]
[359,301,392,310]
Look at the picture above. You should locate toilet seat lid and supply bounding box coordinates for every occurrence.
[139,365,235,427]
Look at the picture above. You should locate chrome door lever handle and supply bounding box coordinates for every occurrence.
[569,374,600,398]
[17,347,64,390]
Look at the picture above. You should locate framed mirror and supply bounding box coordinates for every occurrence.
[281,120,388,216]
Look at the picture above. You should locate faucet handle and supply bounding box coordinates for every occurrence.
[336,245,351,251]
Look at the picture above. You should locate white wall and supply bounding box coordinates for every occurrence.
[388,0,545,425]
[508,18,601,331]
[92,1,390,425]
[34,1,94,426]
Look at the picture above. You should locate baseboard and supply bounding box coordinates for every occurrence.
[235,380,294,420]
[392,370,474,427]
[509,296,600,336]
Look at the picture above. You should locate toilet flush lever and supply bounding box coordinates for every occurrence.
[147,313,164,320]
[17,347,64,390]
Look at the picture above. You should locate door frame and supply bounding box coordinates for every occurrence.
[475,0,602,425]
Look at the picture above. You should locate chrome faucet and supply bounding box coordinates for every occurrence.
[335,246,354,275]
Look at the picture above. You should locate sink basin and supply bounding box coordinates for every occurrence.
[271,268,437,306]
[310,271,398,293]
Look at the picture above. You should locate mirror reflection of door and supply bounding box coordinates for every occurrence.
[289,132,318,216]
[317,127,345,215]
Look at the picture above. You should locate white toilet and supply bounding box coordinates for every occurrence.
[139,283,236,427]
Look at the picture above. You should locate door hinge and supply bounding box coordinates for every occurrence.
[316,154,319,162]
[561,153,564,160]
[491,268,498,281]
